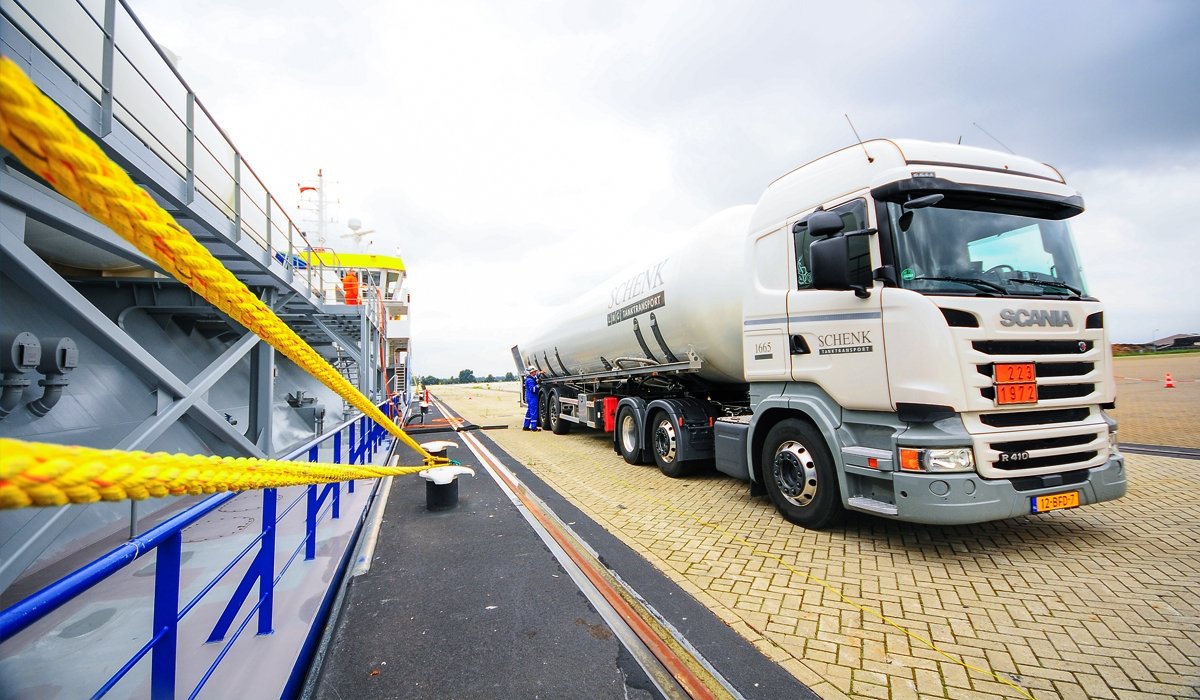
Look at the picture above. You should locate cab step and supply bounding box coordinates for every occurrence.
[847,496,899,516]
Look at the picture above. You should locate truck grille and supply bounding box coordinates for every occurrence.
[970,341,1099,405]
[981,384,1095,400]
[979,408,1090,428]
[976,362,1094,378]
[982,428,1106,473]
[972,340,1093,355]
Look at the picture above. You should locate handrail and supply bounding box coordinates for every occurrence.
[0,399,396,698]
[2,0,327,291]
[0,492,238,642]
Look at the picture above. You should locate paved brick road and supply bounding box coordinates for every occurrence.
[434,364,1199,700]
[1109,353,1200,448]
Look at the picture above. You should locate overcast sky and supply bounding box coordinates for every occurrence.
[134,0,1200,377]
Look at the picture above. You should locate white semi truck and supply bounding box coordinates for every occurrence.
[516,139,1126,529]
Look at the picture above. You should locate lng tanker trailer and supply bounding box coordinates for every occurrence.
[516,138,1125,530]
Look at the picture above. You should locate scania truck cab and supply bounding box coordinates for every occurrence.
[727,139,1124,528]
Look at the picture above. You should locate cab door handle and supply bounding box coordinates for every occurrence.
[789,335,810,355]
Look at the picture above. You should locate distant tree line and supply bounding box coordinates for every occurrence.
[420,370,516,385]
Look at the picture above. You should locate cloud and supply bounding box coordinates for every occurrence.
[1068,159,1200,341]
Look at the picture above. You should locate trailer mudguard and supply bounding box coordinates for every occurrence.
[644,397,716,464]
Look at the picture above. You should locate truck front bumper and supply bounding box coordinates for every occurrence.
[878,455,1126,525]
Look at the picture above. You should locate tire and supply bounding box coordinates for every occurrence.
[651,411,693,478]
[537,390,550,430]
[549,390,571,435]
[760,419,844,529]
[616,406,645,464]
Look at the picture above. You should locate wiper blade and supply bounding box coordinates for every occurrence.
[1005,278,1084,297]
[909,276,1008,294]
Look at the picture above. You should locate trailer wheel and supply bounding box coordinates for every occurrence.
[761,419,844,529]
[537,390,550,430]
[549,390,571,435]
[652,411,693,478]
[616,407,645,465]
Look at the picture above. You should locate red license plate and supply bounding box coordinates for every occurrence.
[995,362,1036,383]
[996,383,1038,405]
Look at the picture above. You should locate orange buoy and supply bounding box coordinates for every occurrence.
[1165,373,1176,388]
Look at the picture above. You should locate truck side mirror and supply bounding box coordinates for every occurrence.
[812,236,871,298]
[795,210,844,238]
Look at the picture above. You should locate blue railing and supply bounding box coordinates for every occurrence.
[0,402,400,698]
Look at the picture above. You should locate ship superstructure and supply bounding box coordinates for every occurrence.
[0,1,413,695]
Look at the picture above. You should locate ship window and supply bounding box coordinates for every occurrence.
[795,198,869,289]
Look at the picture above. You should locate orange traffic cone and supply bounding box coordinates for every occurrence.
[1164,373,1175,388]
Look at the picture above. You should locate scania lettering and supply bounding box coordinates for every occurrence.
[1000,308,1075,327]
[515,139,1125,529]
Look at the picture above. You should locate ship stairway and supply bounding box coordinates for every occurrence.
[335,350,361,419]
[393,364,407,398]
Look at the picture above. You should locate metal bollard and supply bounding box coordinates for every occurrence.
[417,441,472,510]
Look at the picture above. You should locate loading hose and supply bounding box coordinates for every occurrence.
[0,57,445,469]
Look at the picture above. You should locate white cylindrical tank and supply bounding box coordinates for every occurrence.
[520,206,753,385]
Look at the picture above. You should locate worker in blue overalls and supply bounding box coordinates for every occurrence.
[522,367,541,431]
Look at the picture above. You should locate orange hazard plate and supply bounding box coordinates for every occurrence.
[994,362,1035,383]
[996,382,1038,405]
[1032,491,1080,513]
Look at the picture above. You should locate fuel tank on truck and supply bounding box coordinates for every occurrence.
[520,205,753,385]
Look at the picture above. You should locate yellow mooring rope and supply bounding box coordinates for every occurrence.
[0,438,428,508]
[0,57,446,507]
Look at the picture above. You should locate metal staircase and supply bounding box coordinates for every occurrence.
[334,350,360,419]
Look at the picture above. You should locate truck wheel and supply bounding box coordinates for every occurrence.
[616,406,645,464]
[652,411,693,478]
[761,419,844,529]
[537,390,550,430]
[549,391,571,435]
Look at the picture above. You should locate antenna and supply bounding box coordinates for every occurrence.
[844,114,874,163]
[973,122,1015,154]
[341,218,376,253]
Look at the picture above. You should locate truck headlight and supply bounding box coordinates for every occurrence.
[1108,430,1120,456]
[925,448,975,472]
[899,447,976,473]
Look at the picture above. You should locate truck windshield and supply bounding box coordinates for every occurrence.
[884,200,1089,297]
